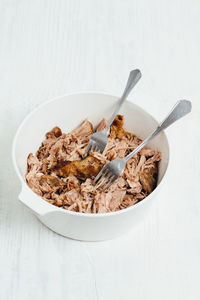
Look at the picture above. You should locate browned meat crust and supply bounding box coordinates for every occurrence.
[57,156,101,180]
[140,164,158,194]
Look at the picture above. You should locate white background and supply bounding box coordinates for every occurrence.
[0,0,200,299]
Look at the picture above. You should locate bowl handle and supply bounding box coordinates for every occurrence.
[19,184,59,216]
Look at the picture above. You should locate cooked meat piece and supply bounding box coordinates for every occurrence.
[40,174,63,187]
[119,194,139,210]
[37,120,94,169]
[64,189,81,205]
[25,153,43,196]
[110,114,125,139]
[140,148,158,157]
[76,148,85,158]
[36,132,63,161]
[110,114,136,141]
[127,177,142,194]
[107,177,126,191]
[81,178,97,194]
[57,156,101,180]
[46,126,62,139]
[90,151,108,164]
[94,192,112,213]
[65,176,80,191]
[27,153,41,172]
[41,174,60,186]
[52,192,66,202]
[109,190,126,211]
[140,164,158,194]
[39,175,67,194]
[96,118,107,132]
[71,119,93,139]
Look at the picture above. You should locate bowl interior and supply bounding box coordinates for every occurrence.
[13,93,169,187]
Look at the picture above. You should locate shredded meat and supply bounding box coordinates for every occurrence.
[46,126,62,139]
[96,118,107,132]
[26,115,161,213]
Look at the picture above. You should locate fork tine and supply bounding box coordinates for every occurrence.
[103,175,117,190]
[84,141,92,158]
[95,169,110,186]
[91,144,100,154]
[101,173,113,188]
[94,166,108,183]
[96,146,101,153]
[96,171,113,189]
[103,168,110,178]
[96,176,106,188]
[95,147,100,153]
[96,170,111,187]
[90,143,95,153]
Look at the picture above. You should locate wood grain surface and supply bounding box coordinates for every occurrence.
[0,0,199,299]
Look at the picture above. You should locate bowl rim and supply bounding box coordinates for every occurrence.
[12,91,170,218]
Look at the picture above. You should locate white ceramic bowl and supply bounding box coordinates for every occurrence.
[12,93,170,241]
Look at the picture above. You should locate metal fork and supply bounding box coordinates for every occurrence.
[84,69,142,157]
[94,100,192,190]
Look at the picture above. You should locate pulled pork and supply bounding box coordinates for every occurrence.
[26,115,161,213]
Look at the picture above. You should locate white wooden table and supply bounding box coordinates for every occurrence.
[0,1,200,299]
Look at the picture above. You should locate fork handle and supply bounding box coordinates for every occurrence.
[124,100,192,162]
[105,69,142,130]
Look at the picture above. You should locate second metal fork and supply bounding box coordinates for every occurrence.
[84,69,142,157]
[94,100,192,190]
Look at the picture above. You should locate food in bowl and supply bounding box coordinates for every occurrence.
[26,115,161,213]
